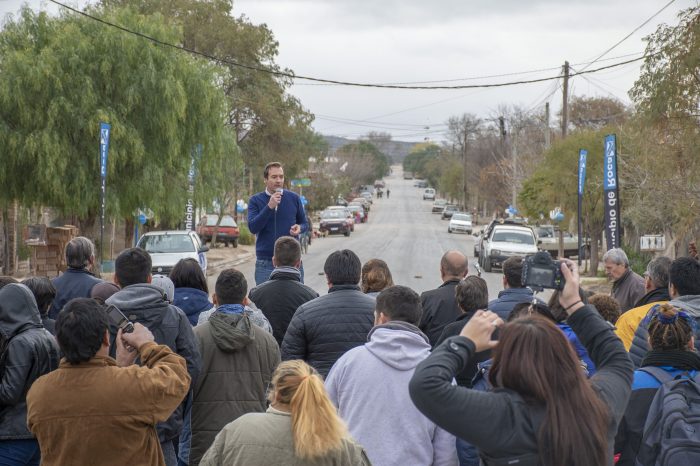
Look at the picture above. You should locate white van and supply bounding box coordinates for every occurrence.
[423,188,436,200]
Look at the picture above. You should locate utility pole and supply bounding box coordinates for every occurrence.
[544,102,551,148]
[561,61,570,138]
[511,131,518,209]
[462,128,468,210]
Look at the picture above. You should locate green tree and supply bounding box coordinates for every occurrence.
[336,141,390,188]
[625,6,700,254]
[519,129,609,275]
[0,7,229,234]
[102,0,316,195]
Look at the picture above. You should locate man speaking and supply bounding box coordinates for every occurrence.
[248,162,308,285]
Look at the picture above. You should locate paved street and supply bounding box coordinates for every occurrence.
[224,167,542,302]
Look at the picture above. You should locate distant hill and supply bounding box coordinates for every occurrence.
[322,135,418,163]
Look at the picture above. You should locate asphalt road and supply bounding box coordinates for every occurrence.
[228,167,528,302]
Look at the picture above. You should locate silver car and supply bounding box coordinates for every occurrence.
[448,213,473,234]
[137,230,209,276]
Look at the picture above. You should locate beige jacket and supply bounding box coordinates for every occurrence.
[200,407,372,466]
[27,342,190,466]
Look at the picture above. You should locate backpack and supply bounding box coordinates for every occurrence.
[634,366,700,466]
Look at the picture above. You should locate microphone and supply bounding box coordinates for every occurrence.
[275,188,283,211]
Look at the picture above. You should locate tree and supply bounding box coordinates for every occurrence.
[566,96,629,131]
[0,7,229,241]
[102,0,316,195]
[519,129,610,275]
[447,114,482,209]
[335,141,390,188]
[625,6,700,254]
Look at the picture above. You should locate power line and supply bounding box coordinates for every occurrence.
[578,0,676,72]
[48,0,656,91]
[294,52,646,87]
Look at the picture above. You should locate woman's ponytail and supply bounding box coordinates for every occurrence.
[271,360,348,460]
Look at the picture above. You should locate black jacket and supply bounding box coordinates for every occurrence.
[0,284,60,440]
[409,306,633,465]
[419,279,461,347]
[435,312,491,388]
[106,284,201,443]
[49,267,103,318]
[248,269,319,346]
[280,284,375,378]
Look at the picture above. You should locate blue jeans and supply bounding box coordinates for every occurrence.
[255,259,304,285]
[0,439,40,466]
[457,437,480,466]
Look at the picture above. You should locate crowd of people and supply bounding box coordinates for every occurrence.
[2,232,700,466]
[1,162,699,465]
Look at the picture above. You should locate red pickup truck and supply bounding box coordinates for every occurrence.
[197,214,240,247]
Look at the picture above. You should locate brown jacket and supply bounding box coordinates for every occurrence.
[190,312,280,465]
[612,269,646,313]
[26,342,190,466]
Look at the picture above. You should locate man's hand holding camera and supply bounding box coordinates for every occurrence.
[558,259,585,315]
[116,323,155,367]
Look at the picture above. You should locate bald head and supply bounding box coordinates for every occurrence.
[440,250,468,280]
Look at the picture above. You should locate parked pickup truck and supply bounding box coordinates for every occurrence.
[535,225,580,259]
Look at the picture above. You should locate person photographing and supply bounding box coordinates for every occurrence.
[409,260,634,466]
[248,162,308,285]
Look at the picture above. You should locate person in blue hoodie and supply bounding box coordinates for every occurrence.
[325,285,457,466]
[248,162,308,285]
[170,258,214,326]
[487,257,545,320]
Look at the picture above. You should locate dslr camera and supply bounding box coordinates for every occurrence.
[522,251,565,291]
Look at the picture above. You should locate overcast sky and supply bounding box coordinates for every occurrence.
[2,0,696,141]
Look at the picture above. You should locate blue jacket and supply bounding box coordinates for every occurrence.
[558,323,596,376]
[248,190,307,260]
[173,287,214,326]
[487,287,545,320]
[49,268,103,319]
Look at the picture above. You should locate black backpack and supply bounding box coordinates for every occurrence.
[635,366,700,466]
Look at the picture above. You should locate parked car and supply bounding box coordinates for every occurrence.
[423,188,436,201]
[414,180,428,188]
[335,197,349,207]
[535,225,581,258]
[319,209,352,236]
[374,179,386,189]
[137,230,208,276]
[326,206,355,231]
[441,205,459,220]
[347,203,367,223]
[432,199,447,213]
[197,214,240,247]
[352,197,371,212]
[448,213,473,234]
[479,223,538,272]
[473,231,482,258]
[360,191,373,204]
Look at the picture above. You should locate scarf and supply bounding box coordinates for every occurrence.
[217,304,246,315]
[641,349,700,371]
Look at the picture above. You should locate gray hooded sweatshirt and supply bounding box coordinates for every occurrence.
[325,322,458,466]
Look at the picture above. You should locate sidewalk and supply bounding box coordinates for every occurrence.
[205,243,255,276]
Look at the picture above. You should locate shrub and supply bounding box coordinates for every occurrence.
[238,224,255,246]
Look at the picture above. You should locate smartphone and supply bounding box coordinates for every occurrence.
[105,304,134,333]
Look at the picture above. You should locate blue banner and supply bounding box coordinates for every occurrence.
[99,123,111,179]
[604,134,617,191]
[603,134,620,250]
[578,149,587,195]
[98,122,111,268]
